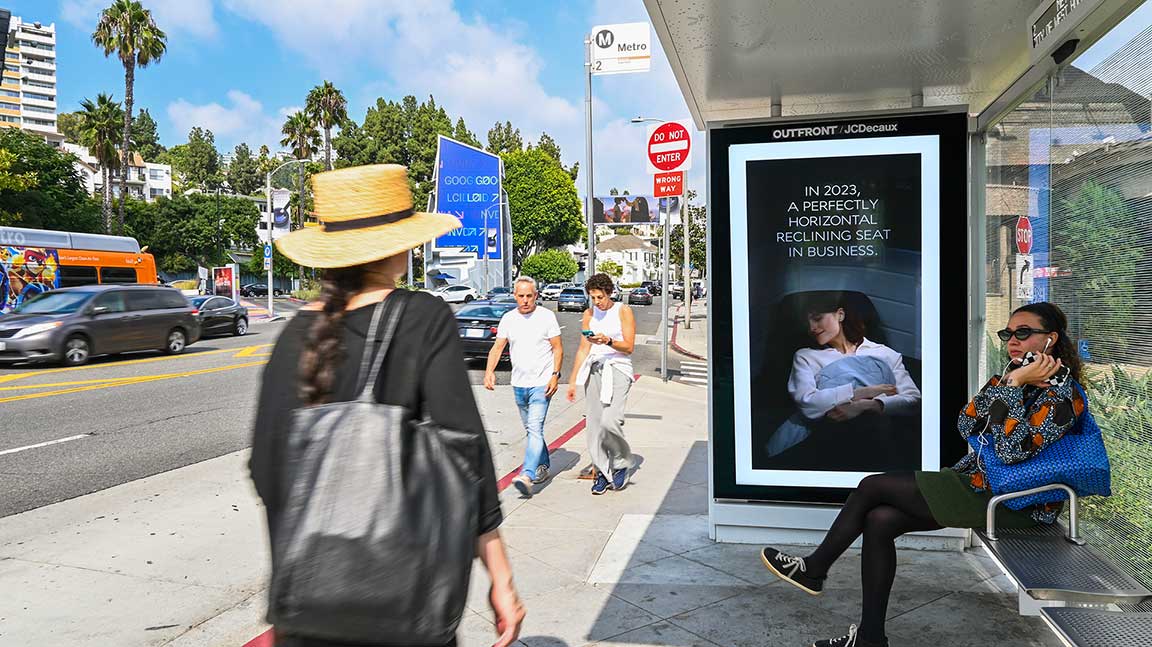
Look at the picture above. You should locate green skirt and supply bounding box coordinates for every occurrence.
[915,468,1038,530]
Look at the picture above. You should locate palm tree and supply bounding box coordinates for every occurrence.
[280,111,320,230]
[92,0,167,233]
[306,81,348,171]
[78,94,125,233]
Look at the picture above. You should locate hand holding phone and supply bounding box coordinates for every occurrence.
[582,329,594,337]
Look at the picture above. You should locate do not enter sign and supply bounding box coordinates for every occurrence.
[647,121,692,174]
[1016,216,1033,254]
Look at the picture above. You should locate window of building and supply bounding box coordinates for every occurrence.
[23,118,56,127]
[23,91,52,101]
[982,3,1152,594]
[148,168,167,180]
[0,89,18,97]
[4,64,18,72]
[0,115,19,123]
[24,80,54,89]
[23,104,54,114]
[149,188,167,198]
[4,52,17,60]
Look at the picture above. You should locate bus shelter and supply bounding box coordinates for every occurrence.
[643,0,1152,576]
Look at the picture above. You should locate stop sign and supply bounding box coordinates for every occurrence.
[1016,216,1033,254]
[647,121,692,174]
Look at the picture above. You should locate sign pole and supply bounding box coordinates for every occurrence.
[584,35,596,278]
[684,184,692,329]
[265,173,275,320]
[661,200,671,381]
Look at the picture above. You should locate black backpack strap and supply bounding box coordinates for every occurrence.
[356,289,411,402]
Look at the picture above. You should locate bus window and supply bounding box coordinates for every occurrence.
[100,267,138,284]
[58,265,99,288]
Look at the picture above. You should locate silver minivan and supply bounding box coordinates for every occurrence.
[0,285,202,366]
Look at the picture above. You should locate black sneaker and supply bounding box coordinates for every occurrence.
[812,624,888,647]
[760,547,824,596]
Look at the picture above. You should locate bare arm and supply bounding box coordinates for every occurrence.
[566,310,594,400]
[476,529,524,647]
[546,335,563,397]
[483,337,509,390]
[613,304,636,355]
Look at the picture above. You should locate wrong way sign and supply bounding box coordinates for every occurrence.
[647,121,692,174]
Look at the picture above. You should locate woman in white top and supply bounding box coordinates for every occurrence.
[567,273,636,495]
[768,294,921,458]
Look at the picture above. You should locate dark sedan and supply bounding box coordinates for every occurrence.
[190,296,250,337]
[628,287,653,305]
[240,283,283,298]
[455,301,517,361]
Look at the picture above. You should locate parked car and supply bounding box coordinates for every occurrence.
[0,285,201,367]
[557,287,589,312]
[628,287,653,305]
[640,280,662,296]
[611,289,624,302]
[486,286,512,300]
[190,296,249,337]
[429,284,480,303]
[241,283,283,298]
[669,282,685,300]
[454,301,517,361]
[541,283,565,300]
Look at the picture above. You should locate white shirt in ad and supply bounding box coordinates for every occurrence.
[787,337,922,419]
[497,306,562,387]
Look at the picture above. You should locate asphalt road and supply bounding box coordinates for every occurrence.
[0,295,675,518]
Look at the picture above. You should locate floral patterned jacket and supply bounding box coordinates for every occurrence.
[952,375,1086,523]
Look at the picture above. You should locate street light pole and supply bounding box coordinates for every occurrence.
[584,35,597,280]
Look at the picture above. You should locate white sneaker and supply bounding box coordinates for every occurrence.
[512,473,533,497]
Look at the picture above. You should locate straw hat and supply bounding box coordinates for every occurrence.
[275,164,460,269]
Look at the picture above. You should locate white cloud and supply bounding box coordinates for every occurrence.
[167,90,295,153]
[61,0,219,40]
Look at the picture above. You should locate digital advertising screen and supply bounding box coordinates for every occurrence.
[709,113,970,503]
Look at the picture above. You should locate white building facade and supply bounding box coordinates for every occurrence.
[64,143,173,204]
[1,16,62,144]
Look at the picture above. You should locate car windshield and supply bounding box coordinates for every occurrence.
[545,284,561,290]
[633,289,648,294]
[456,304,515,319]
[490,287,509,294]
[561,289,584,295]
[12,291,93,314]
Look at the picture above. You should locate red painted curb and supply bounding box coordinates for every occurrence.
[670,306,706,361]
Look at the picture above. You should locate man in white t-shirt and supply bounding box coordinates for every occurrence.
[484,276,563,497]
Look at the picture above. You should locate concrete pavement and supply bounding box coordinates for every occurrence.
[0,372,1060,647]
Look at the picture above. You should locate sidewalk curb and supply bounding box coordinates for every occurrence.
[670,304,707,361]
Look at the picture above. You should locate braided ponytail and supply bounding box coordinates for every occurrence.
[298,267,366,405]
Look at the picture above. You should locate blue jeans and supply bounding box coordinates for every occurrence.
[514,386,552,480]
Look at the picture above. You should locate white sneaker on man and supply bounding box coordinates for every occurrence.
[512,473,534,497]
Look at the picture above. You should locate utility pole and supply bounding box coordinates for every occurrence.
[584,34,596,277]
[683,192,692,329]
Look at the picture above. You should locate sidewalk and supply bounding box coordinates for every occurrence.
[0,378,1059,647]
[671,298,708,360]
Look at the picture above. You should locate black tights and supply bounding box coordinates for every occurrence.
[804,472,942,643]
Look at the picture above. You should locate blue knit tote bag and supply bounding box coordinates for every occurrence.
[970,383,1111,510]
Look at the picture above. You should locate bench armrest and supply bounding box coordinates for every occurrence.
[985,483,1082,544]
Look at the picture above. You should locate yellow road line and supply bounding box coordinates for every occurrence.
[0,360,268,405]
[0,375,145,391]
[233,344,274,358]
[0,344,273,385]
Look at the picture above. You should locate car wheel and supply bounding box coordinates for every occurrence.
[464,295,474,303]
[274,289,283,297]
[165,329,187,355]
[61,335,91,367]
[234,317,248,336]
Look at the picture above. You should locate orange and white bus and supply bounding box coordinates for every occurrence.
[1,226,159,314]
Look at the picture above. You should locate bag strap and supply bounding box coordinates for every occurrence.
[356,289,411,402]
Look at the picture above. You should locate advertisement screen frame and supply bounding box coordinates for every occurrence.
[709,112,970,504]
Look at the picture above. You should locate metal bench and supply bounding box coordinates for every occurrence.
[972,484,1152,644]
[974,484,1151,606]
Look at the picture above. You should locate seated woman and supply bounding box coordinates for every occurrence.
[760,302,1088,647]
[766,293,921,458]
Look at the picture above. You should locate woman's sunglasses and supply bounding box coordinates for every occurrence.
[997,326,1051,342]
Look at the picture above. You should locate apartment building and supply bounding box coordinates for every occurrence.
[63,143,174,203]
[1,15,62,144]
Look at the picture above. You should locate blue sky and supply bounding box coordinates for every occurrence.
[7,0,703,197]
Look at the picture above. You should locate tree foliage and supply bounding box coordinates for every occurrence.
[487,121,523,156]
[306,80,347,171]
[57,111,85,143]
[124,193,260,273]
[668,189,707,279]
[78,93,124,231]
[596,260,623,278]
[0,129,102,233]
[163,127,222,193]
[520,249,579,285]
[131,108,165,161]
[502,147,583,266]
[226,143,262,195]
[453,117,482,148]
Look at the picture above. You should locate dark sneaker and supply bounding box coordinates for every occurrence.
[591,472,610,495]
[610,468,628,491]
[760,547,824,596]
[512,473,533,497]
[532,466,551,484]
[812,624,888,647]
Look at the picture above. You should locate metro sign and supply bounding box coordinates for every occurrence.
[647,120,692,174]
[654,171,683,197]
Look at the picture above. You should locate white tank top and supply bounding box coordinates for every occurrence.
[589,302,627,360]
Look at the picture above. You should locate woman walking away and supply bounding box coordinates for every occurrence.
[249,164,524,647]
[567,273,637,495]
[760,302,1098,647]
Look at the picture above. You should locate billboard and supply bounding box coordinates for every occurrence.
[433,137,502,259]
[709,113,969,503]
[212,265,239,302]
[592,195,677,225]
